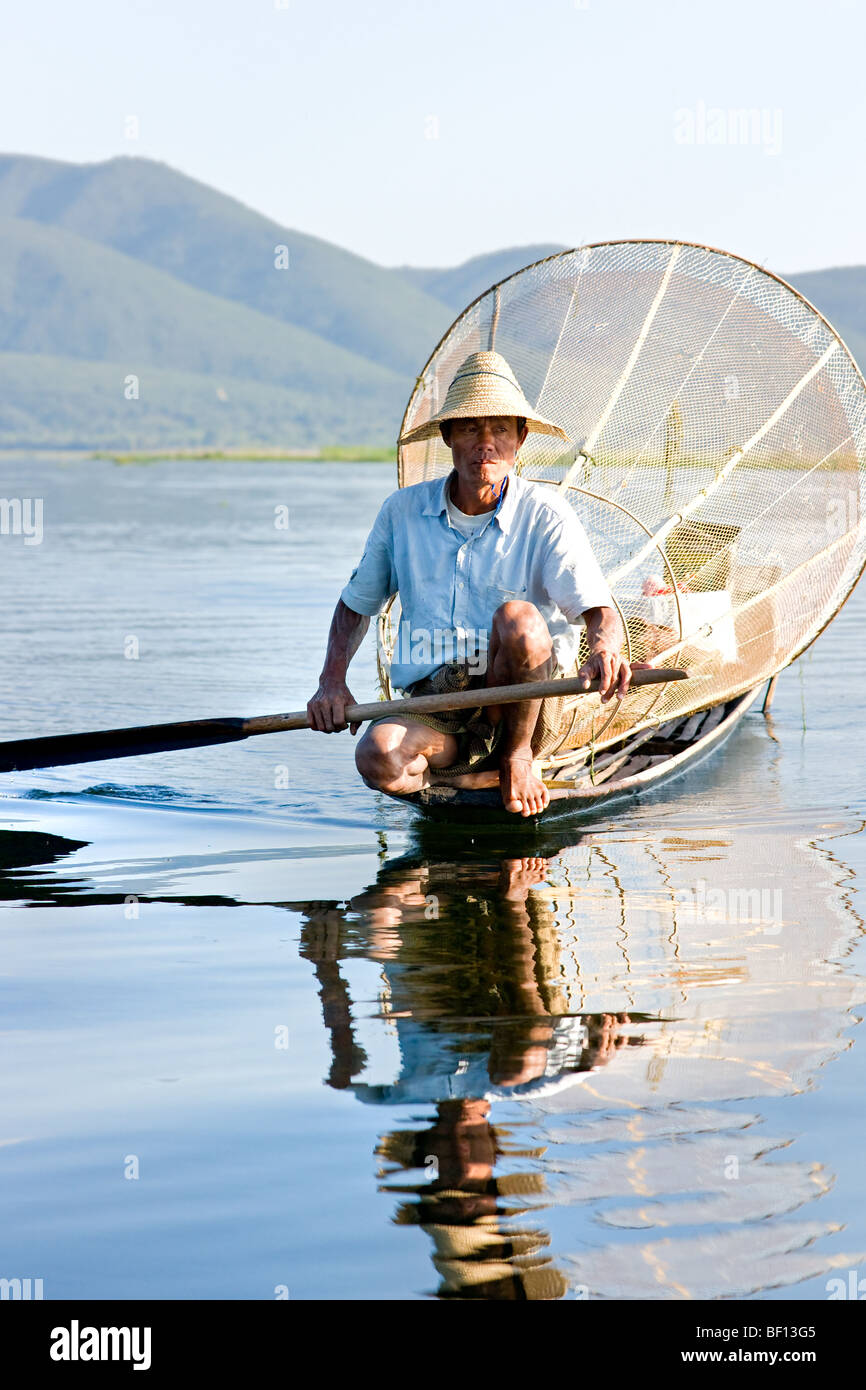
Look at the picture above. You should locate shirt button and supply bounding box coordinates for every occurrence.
[458,581,465,589]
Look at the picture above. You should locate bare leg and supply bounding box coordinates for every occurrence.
[485,602,554,815]
[428,602,555,816]
[355,717,457,796]
[485,603,554,745]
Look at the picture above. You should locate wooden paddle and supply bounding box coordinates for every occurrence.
[0,668,688,773]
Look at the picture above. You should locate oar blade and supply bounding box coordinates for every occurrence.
[0,719,248,774]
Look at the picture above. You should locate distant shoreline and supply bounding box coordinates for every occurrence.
[0,446,398,463]
[92,446,398,463]
[0,446,838,472]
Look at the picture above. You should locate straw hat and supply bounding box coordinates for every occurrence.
[399,351,569,445]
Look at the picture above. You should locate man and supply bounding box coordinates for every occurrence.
[307,350,638,817]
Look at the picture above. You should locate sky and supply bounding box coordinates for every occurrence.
[2,0,864,274]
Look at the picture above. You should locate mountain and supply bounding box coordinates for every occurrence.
[0,214,405,447]
[0,153,451,376]
[0,350,389,449]
[0,151,864,450]
[394,243,568,309]
[0,216,402,399]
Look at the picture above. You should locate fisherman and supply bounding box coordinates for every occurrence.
[307,351,642,817]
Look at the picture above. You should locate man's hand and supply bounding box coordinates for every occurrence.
[577,651,656,704]
[307,677,361,734]
[580,605,655,704]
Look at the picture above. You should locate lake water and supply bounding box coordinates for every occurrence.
[1,456,865,1300]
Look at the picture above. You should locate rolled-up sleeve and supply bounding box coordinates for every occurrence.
[541,510,614,622]
[340,497,397,617]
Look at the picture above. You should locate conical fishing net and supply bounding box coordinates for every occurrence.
[380,240,866,759]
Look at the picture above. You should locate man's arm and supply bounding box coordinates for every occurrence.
[308,495,396,733]
[579,606,655,703]
[307,599,370,734]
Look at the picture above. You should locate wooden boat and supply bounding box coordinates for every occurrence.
[376,239,866,822]
[383,685,763,824]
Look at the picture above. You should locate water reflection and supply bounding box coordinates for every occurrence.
[296,818,866,1299]
[0,803,863,1300]
[299,853,652,1297]
[377,1099,561,1300]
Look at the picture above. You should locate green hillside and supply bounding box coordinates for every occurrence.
[0,153,451,375]
[0,351,397,449]
[0,216,404,399]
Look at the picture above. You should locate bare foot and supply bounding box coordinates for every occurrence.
[425,761,551,814]
[499,754,549,817]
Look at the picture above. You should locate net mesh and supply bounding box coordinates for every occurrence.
[381,240,866,758]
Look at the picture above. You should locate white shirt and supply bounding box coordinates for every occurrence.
[341,468,614,690]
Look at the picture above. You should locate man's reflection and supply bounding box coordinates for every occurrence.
[299,845,645,1299]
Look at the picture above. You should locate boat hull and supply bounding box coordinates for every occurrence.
[381,686,764,825]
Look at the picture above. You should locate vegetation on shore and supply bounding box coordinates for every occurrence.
[90,445,398,463]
